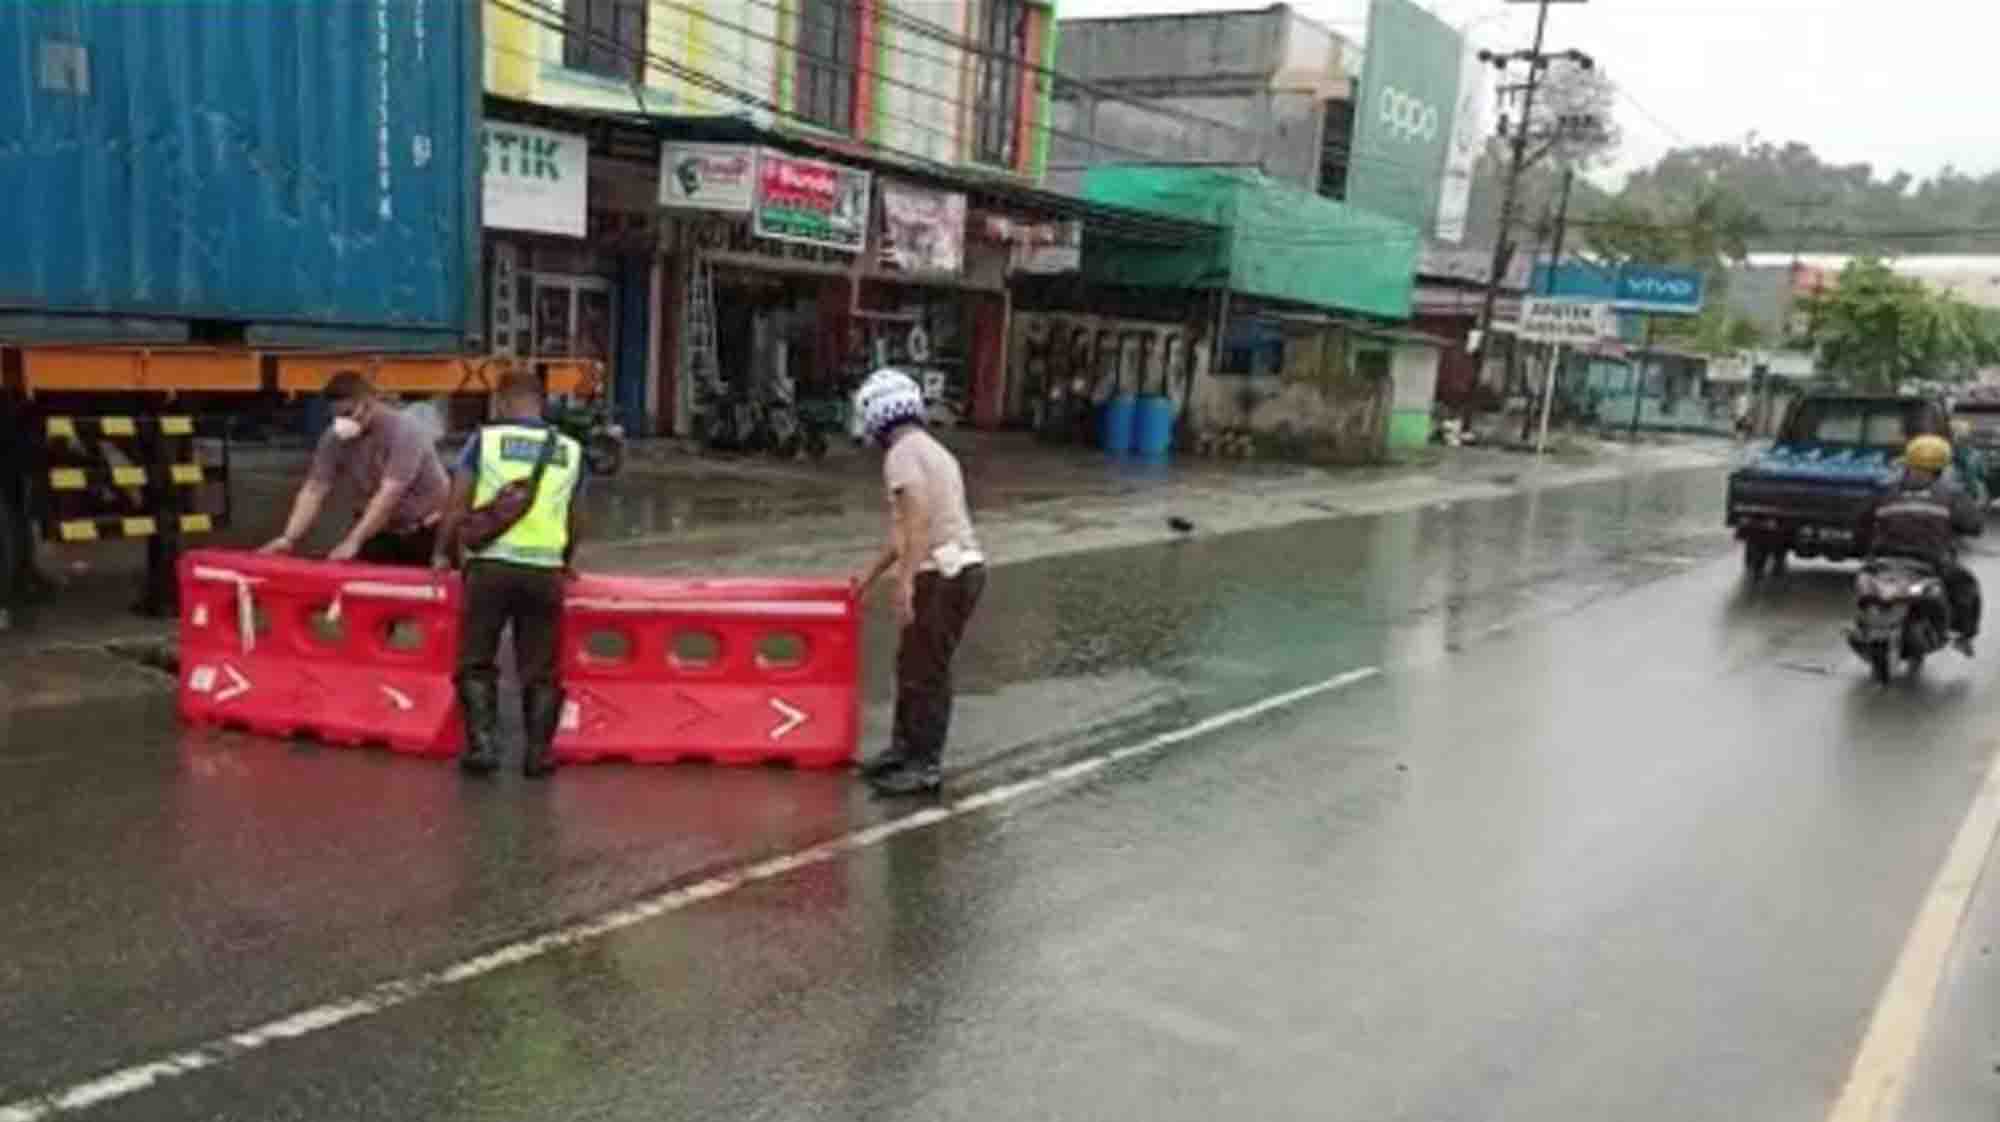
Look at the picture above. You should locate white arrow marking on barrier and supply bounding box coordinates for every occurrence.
[768,698,808,741]
[214,664,252,704]
[379,685,414,713]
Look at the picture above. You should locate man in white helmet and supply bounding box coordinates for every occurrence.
[853,368,985,796]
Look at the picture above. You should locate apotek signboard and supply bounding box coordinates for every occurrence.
[1517,298,1616,345]
[1346,0,1465,233]
[483,123,587,237]
[660,143,758,213]
[753,152,871,253]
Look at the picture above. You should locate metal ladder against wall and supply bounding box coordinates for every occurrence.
[683,252,719,398]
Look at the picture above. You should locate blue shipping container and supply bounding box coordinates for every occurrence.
[0,3,481,351]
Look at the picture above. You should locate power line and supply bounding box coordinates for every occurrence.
[490,0,1212,243]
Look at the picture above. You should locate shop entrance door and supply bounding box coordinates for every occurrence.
[531,273,615,366]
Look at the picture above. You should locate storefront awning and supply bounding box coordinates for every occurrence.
[489,98,1221,249]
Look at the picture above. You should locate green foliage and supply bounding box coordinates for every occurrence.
[1801,259,1999,388]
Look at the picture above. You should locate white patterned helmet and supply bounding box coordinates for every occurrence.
[854,367,925,446]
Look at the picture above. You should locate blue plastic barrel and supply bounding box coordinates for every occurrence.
[1133,395,1175,458]
[1100,394,1138,454]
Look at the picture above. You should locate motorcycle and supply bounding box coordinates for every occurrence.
[1847,557,1957,683]
[546,397,625,477]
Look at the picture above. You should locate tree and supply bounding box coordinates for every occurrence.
[1801,259,1998,389]
[1577,191,1769,355]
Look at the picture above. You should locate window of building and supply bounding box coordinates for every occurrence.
[974,0,1031,168]
[796,0,861,133]
[1318,98,1354,201]
[562,0,647,83]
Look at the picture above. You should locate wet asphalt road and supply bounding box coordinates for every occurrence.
[4,465,1998,1120]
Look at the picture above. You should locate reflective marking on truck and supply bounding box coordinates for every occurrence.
[99,417,135,436]
[122,517,156,537]
[111,467,145,487]
[180,514,214,533]
[160,417,194,436]
[48,469,85,491]
[170,465,204,485]
[58,521,97,542]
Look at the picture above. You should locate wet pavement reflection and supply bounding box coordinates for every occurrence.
[1,466,1738,1106]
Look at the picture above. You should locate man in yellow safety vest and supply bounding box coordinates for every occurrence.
[434,371,585,777]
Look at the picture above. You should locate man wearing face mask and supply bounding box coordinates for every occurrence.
[260,371,450,565]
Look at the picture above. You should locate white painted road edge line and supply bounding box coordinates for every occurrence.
[1825,741,2000,1122]
[0,666,1382,1122]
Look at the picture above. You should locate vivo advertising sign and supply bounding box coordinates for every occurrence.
[1614,266,1705,314]
[1531,262,1707,317]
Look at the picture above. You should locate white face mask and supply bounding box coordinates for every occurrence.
[331,416,364,442]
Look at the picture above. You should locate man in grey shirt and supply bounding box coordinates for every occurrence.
[854,369,986,797]
[261,371,450,566]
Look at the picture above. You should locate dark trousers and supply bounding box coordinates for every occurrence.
[360,524,438,567]
[1944,561,1983,637]
[893,566,985,766]
[456,559,564,691]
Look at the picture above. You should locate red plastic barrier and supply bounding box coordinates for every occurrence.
[177,549,462,757]
[554,574,860,768]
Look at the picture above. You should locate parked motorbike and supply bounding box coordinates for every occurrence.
[546,397,625,477]
[1847,557,1957,683]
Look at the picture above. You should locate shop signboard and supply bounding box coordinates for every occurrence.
[659,143,758,213]
[972,210,1082,274]
[754,152,871,253]
[1516,297,1616,345]
[1346,0,1465,232]
[483,122,587,238]
[878,180,967,275]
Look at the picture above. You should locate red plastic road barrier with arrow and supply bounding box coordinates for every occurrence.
[177,551,463,756]
[175,551,861,768]
[553,572,861,768]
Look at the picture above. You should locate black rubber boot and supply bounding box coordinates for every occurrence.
[868,753,941,797]
[522,684,564,779]
[456,678,502,776]
[858,746,911,780]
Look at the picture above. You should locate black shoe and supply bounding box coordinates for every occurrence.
[858,748,911,780]
[522,684,564,779]
[456,678,501,776]
[868,761,942,797]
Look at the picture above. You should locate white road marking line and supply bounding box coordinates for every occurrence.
[1824,742,2000,1122]
[0,665,1380,1122]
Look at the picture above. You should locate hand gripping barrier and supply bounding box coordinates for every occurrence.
[555,574,860,768]
[177,549,462,756]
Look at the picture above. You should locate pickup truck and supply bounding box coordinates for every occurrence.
[1725,394,1949,578]
[1951,397,2000,502]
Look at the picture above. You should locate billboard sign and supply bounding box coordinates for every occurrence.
[660,143,758,212]
[1347,0,1465,233]
[753,152,871,252]
[1615,265,1706,314]
[1531,262,1708,317]
[878,180,967,275]
[483,122,587,237]
[1433,42,1488,243]
[1517,298,1616,345]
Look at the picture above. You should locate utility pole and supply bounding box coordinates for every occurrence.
[1468,0,1593,421]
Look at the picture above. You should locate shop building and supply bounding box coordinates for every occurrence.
[482,0,1074,438]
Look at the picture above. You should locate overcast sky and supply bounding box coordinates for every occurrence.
[1057,0,1997,189]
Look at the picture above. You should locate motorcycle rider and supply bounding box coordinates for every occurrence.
[1873,434,1983,654]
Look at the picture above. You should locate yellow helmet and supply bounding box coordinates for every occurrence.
[1906,434,1952,472]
